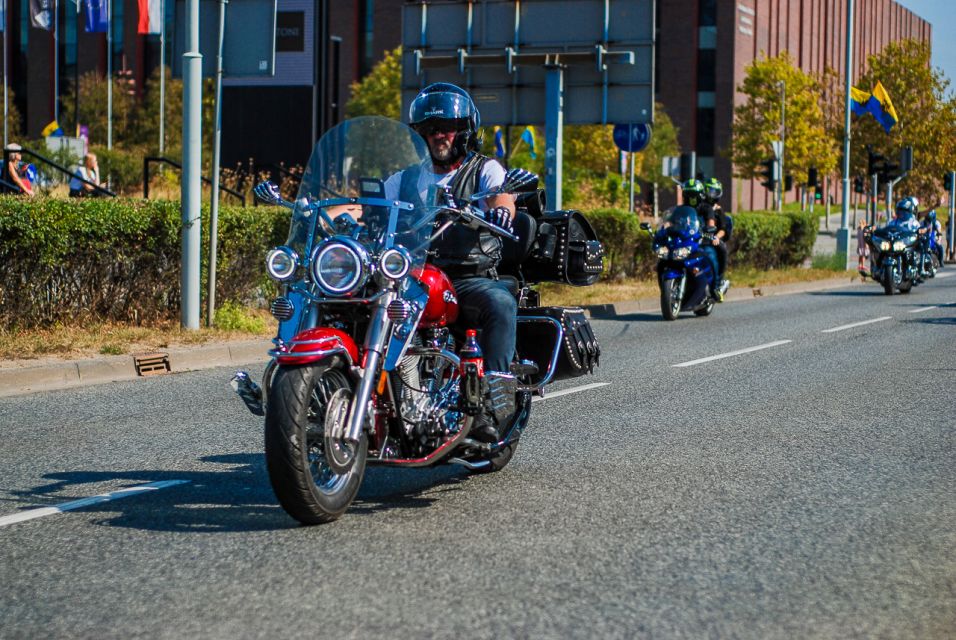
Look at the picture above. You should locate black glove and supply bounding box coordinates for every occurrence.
[485,206,514,232]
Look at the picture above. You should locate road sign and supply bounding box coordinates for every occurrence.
[613,123,651,152]
[771,140,783,159]
[172,0,277,78]
[662,155,680,179]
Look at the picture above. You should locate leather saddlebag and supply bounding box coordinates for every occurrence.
[523,210,605,286]
[516,307,601,383]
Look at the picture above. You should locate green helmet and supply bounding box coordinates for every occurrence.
[682,179,704,206]
[704,177,723,202]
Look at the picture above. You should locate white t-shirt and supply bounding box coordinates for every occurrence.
[69,165,97,192]
[383,157,508,210]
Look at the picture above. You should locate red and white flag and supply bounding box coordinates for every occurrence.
[137,0,161,34]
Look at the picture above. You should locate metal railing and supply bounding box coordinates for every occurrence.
[143,156,246,205]
[2,148,116,197]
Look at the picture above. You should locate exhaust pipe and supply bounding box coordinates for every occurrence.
[231,371,264,416]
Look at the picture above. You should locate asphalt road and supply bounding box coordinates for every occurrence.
[2,275,954,639]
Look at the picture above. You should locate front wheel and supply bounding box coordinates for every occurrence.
[883,266,896,295]
[660,278,681,321]
[265,361,367,525]
[694,299,715,317]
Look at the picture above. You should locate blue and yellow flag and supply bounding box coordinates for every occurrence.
[493,126,505,158]
[520,126,537,159]
[851,82,898,133]
[41,120,64,137]
[850,87,871,117]
[868,81,898,133]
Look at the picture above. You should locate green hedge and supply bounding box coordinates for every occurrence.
[731,210,817,269]
[583,207,817,278]
[0,196,287,328]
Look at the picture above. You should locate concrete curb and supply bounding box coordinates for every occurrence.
[0,339,272,398]
[0,275,867,398]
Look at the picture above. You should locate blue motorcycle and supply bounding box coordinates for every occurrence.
[641,205,718,321]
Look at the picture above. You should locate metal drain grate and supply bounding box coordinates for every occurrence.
[133,352,171,376]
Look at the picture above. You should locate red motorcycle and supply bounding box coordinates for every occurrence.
[232,116,604,524]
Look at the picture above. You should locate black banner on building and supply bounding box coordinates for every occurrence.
[276,12,304,52]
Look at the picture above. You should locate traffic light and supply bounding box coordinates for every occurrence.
[814,190,822,202]
[867,146,885,176]
[900,146,913,173]
[784,174,793,192]
[880,161,901,183]
[853,176,865,194]
[679,153,694,182]
[945,172,955,191]
[806,167,818,189]
[758,158,778,191]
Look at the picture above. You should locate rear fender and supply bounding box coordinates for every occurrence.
[271,327,359,366]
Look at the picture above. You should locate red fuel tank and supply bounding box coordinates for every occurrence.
[414,264,459,328]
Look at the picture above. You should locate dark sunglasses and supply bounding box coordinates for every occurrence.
[417,122,461,136]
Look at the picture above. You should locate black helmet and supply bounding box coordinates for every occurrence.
[682,178,705,207]
[409,83,481,160]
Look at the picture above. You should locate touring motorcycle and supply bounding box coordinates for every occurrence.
[232,116,604,524]
[864,223,920,295]
[640,207,719,320]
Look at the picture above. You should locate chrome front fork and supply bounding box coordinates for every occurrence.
[340,290,396,444]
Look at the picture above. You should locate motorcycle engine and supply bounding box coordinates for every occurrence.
[397,333,462,457]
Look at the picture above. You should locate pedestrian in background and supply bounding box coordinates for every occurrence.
[4,143,35,196]
[857,218,870,274]
[69,153,105,197]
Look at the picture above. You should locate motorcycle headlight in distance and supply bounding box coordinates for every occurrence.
[672,246,691,259]
[311,238,370,296]
[655,246,669,258]
[265,246,299,281]
[879,241,890,252]
[892,241,906,252]
[378,247,411,280]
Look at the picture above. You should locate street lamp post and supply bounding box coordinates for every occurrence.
[777,80,785,213]
[836,0,855,267]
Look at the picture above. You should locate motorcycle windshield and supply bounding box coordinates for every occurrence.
[667,208,700,237]
[286,116,436,267]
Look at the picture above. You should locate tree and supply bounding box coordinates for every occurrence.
[729,52,838,187]
[639,102,680,192]
[345,46,403,119]
[851,39,956,206]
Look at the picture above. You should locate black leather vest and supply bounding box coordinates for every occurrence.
[399,153,502,278]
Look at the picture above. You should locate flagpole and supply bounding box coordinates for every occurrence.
[106,0,111,150]
[74,0,79,137]
[3,0,8,149]
[54,0,59,125]
[159,0,165,153]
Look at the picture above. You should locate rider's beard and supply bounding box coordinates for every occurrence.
[428,134,463,172]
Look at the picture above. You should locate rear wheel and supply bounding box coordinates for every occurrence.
[264,361,367,525]
[694,299,715,317]
[470,391,531,474]
[660,279,681,321]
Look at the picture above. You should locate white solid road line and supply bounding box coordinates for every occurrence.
[533,382,610,402]
[672,340,792,368]
[908,306,938,313]
[0,480,190,528]
[934,272,954,279]
[821,316,892,333]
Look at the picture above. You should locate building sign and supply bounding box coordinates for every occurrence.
[276,12,304,52]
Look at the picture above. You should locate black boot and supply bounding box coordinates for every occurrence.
[469,414,500,444]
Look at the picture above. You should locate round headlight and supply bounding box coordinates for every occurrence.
[673,246,691,259]
[655,246,669,258]
[892,241,906,252]
[379,247,411,280]
[879,241,890,252]
[310,238,370,296]
[266,246,299,281]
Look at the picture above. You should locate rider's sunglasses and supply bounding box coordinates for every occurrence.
[417,122,460,137]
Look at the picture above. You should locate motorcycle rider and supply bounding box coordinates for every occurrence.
[682,178,729,301]
[920,209,944,266]
[384,82,517,443]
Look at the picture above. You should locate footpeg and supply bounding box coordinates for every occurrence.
[510,359,539,377]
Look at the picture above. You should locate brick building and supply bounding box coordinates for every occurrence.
[1,0,931,199]
[656,0,930,212]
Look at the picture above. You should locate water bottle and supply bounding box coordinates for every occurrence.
[459,329,484,377]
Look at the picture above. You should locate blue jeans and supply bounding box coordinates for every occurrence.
[452,276,517,373]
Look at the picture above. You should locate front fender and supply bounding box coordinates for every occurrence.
[271,327,359,366]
